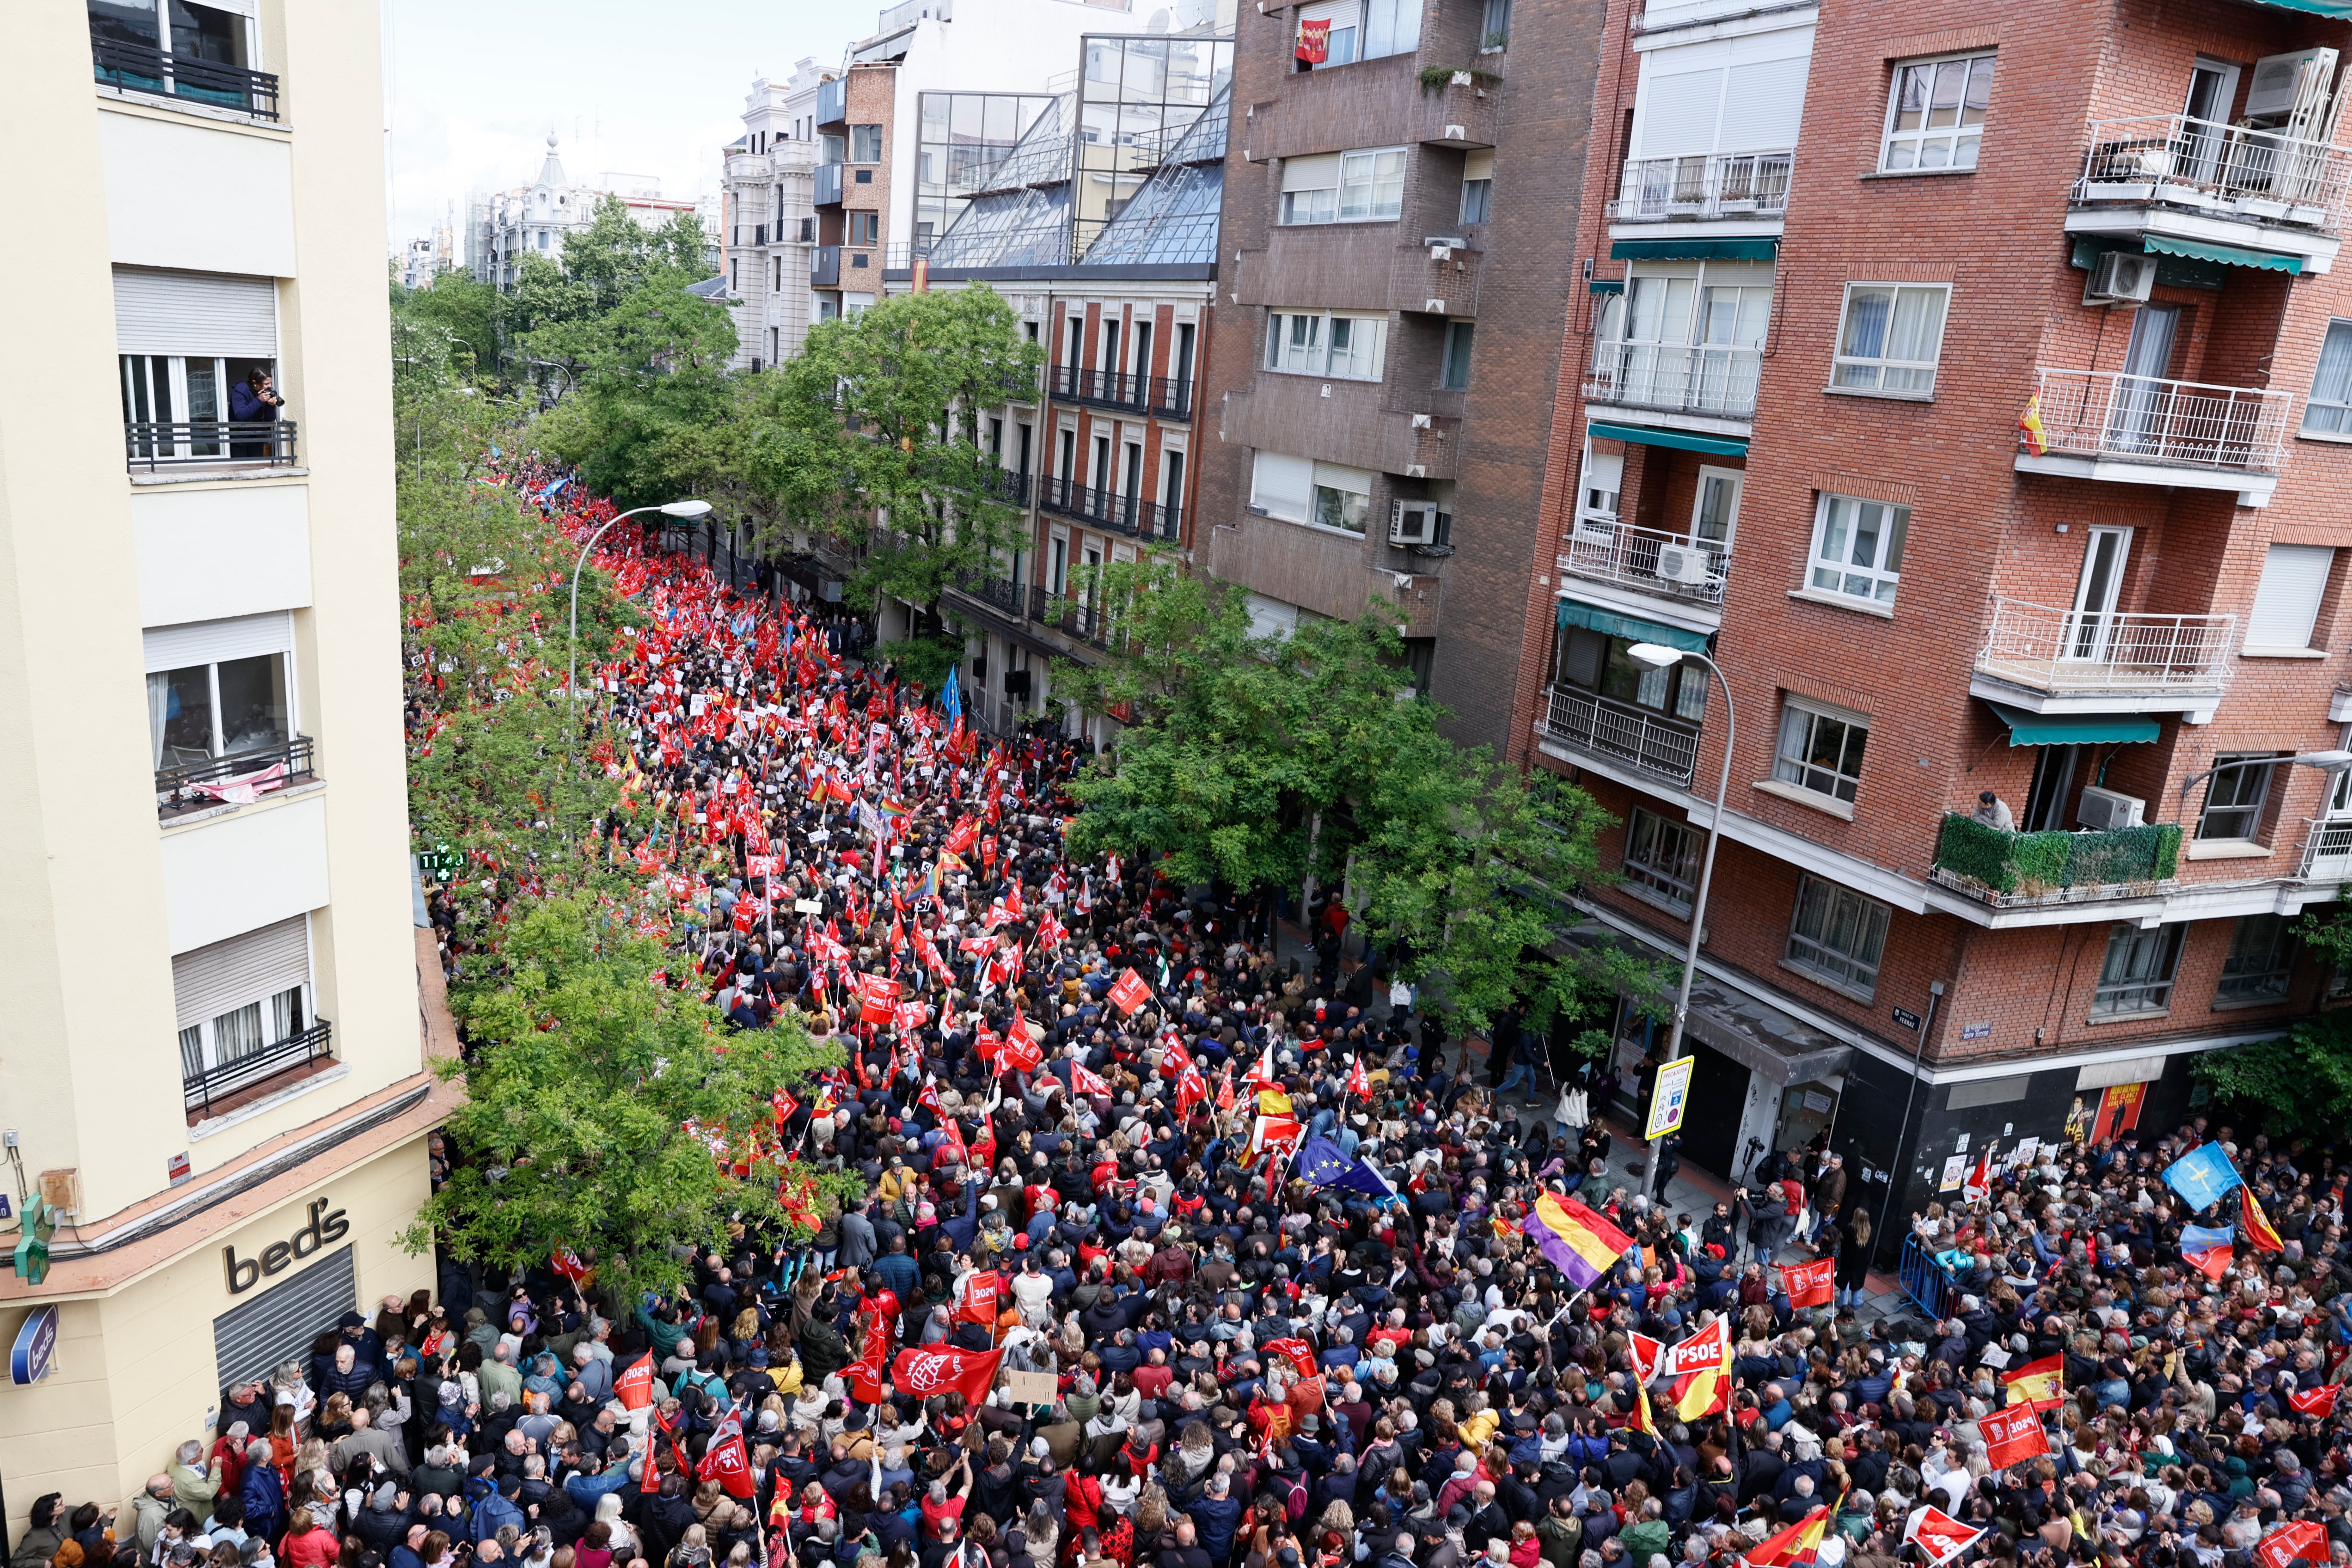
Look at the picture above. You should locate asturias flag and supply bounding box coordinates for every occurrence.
[1521,1191,1635,1292]
[2181,1222,2236,1280]
[2163,1141,2243,1212]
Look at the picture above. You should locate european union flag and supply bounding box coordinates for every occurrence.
[2164,1142,2242,1213]
[1297,1136,1394,1198]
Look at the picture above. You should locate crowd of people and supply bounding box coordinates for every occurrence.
[26,465,2349,1568]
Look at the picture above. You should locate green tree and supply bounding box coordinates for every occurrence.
[2193,1011,2352,1142]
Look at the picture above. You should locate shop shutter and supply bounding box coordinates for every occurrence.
[1250,451,1314,522]
[172,914,311,1030]
[211,1243,354,1390]
[142,611,294,673]
[114,267,279,357]
[2247,543,2334,649]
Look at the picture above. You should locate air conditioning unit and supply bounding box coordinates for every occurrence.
[1391,500,1447,546]
[1654,544,1714,585]
[2086,250,2156,306]
[2246,47,2337,120]
[2078,785,2147,832]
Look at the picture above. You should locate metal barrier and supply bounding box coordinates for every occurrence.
[1899,1232,1960,1323]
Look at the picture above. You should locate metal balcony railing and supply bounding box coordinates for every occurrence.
[1047,365,1194,419]
[1558,517,1728,604]
[126,420,298,471]
[92,33,281,119]
[955,574,1024,618]
[972,467,1029,506]
[1929,812,2181,907]
[1535,686,1699,786]
[2073,113,2352,233]
[817,77,847,126]
[183,1019,334,1116]
[1975,597,2236,695]
[2304,817,2352,880]
[1037,475,1181,542]
[2025,365,2294,474]
[1586,342,1761,420]
[157,734,316,820]
[1607,150,1792,221]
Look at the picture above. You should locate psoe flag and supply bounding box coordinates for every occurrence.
[2255,1520,2328,1568]
[1980,1402,2050,1471]
[2163,1141,2243,1212]
[1904,1506,1984,1568]
[1521,1192,1635,1292]
[1743,1505,1833,1568]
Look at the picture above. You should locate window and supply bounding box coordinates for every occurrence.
[2246,543,2334,652]
[1805,493,1909,607]
[799,217,815,243]
[2198,754,2278,842]
[144,614,297,787]
[1592,264,1772,416]
[1297,0,1359,66]
[173,914,314,1095]
[1313,462,1375,533]
[1623,808,1701,913]
[1460,150,1494,224]
[1250,450,1314,522]
[1553,628,1709,721]
[1832,285,1949,395]
[1774,698,1868,805]
[1880,52,1996,172]
[2091,923,2184,1017]
[2219,914,2294,1002]
[849,124,884,162]
[1279,148,1406,225]
[2307,320,2352,435]
[847,213,881,246]
[92,0,261,110]
[1785,875,1890,998]
[1480,0,1511,48]
[1945,1075,2030,1109]
[1265,311,1387,380]
[1440,322,1475,389]
[114,266,279,459]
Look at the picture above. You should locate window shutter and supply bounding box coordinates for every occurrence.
[114,267,279,357]
[143,611,294,673]
[1280,153,1341,193]
[1464,149,1496,183]
[1635,67,1724,159]
[1718,54,1810,150]
[1251,451,1314,521]
[2247,543,2334,650]
[1312,460,1375,495]
[1583,450,1624,495]
[172,914,311,1030]
[1295,0,1359,32]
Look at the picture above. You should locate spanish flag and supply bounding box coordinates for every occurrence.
[2242,1185,2286,1254]
[1666,1314,1731,1420]
[2003,1353,2064,1412]
[2018,393,2050,458]
[1744,1503,1835,1568]
[1629,1374,1658,1438]
[1520,1192,1635,1291]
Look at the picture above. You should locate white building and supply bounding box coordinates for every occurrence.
[467,138,704,291]
[718,61,829,371]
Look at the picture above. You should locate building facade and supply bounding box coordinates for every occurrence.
[3,0,455,1532]
[720,63,829,371]
[1530,0,2352,1234]
[467,140,703,291]
[1189,0,1603,730]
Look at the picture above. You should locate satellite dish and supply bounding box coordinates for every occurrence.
[1147,6,1171,28]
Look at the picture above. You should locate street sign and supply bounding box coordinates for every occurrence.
[1892,1006,1921,1032]
[9,1305,57,1385]
[1645,1056,1695,1141]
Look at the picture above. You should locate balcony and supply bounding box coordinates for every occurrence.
[1047,365,1194,418]
[1559,517,1727,606]
[1406,76,1500,150]
[126,420,298,472]
[157,735,317,821]
[2303,817,2352,880]
[1929,812,2181,909]
[814,162,844,207]
[973,467,1030,507]
[2068,113,2350,271]
[1972,597,2235,715]
[184,1019,334,1118]
[817,76,847,127]
[2017,366,2292,502]
[1237,230,1484,318]
[1608,151,1792,226]
[92,33,281,120]
[953,573,1024,619]
[1534,685,1700,787]
[1221,380,1458,480]
[1585,341,1759,423]
[812,246,842,288]
[1038,475,1181,542]
[1024,585,1109,651]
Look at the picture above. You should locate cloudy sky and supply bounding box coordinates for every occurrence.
[381,0,874,248]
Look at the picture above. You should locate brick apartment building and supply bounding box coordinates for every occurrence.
[1526,0,2352,1236]
[1192,0,1604,733]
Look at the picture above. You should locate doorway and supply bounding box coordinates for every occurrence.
[2024,744,2083,832]
[2180,60,2242,182]
[1678,1041,1750,1182]
[2066,527,2132,662]
[1691,466,1742,574]
[2108,304,2181,456]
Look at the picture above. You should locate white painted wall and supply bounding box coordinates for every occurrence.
[159,794,329,954]
[100,112,295,276]
[133,484,313,627]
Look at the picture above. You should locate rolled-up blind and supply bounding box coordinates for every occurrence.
[1719,55,1810,151]
[1280,152,1341,192]
[2247,543,2334,649]
[143,611,294,672]
[1251,450,1314,521]
[172,913,310,1029]
[114,266,279,357]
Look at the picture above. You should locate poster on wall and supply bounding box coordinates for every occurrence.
[2093,1081,2148,1143]
[1939,1155,1967,1191]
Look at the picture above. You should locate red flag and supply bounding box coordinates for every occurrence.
[1980,1402,2050,1471]
[1069,1060,1111,1097]
[2290,1383,2339,1419]
[1627,1332,1664,1385]
[699,1409,756,1499]
[2257,1522,2330,1568]
[957,1269,1001,1326]
[615,1351,655,1411]
[944,817,980,856]
[1108,968,1153,1016]
[998,1017,1044,1074]
[1903,1507,1984,1567]
[1260,1338,1319,1380]
[551,1247,590,1286]
[890,1344,1004,1403]
[1781,1257,1834,1309]
[1344,1055,1370,1100]
[2242,1185,2286,1254]
[1176,1063,1208,1118]
[1295,15,1330,61]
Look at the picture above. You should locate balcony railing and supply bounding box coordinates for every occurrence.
[157,735,317,820]
[814,162,845,207]
[2073,113,2352,234]
[1586,342,1760,420]
[2026,366,2293,474]
[2304,817,2352,880]
[1607,151,1792,222]
[1535,685,1700,786]
[92,34,281,120]
[1037,475,1181,542]
[955,574,1024,618]
[1930,812,2181,907]
[1559,517,1728,604]
[183,1019,334,1117]
[1047,365,1194,419]
[817,76,847,126]
[126,420,298,471]
[972,467,1030,507]
[1975,597,2236,695]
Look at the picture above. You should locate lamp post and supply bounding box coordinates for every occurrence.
[564,499,712,819]
[1623,644,1735,1068]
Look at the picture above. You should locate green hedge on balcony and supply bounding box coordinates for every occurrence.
[1933,813,2180,897]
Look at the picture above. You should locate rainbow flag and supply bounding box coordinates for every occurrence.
[1745,1504,1835,1568]
[1522,1192,1634,1291]
[2242,1186,2285,1254]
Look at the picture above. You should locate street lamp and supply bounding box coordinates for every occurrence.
[564,499,711,815]
[1623,643,1735,1068]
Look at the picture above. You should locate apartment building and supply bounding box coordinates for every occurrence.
[467,141,702,291]
[880,31,1232,739]
[1,0,453,1528]
[1190,0,1602,723]
[720,63,829,371]
[1531,0,2352,1228]
[808,0,1186,322]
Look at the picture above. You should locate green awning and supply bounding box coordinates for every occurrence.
[1610,237,1779,261]
[1555,596,1710,653]
[1589,279,1624,294]
[2230,0,2352,15]
[2143,234,2303,275]
[1985,701,2160,747]
[1588,420,1750,456]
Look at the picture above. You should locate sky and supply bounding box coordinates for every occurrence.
[380,0,877,250]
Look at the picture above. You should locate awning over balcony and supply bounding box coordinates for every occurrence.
[1611,237,1779,262]
[1985,701,2160,746]
[2142,234,2303,275]
[1589,279,1624,294]
[2229,0,2352,17]
[1588,420,1750,456]
[1556,595,1711,653]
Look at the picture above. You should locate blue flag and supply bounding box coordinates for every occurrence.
[1296,1136,1394,1198]
[2164,1142,2242,1213]
[941,665,962,724]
